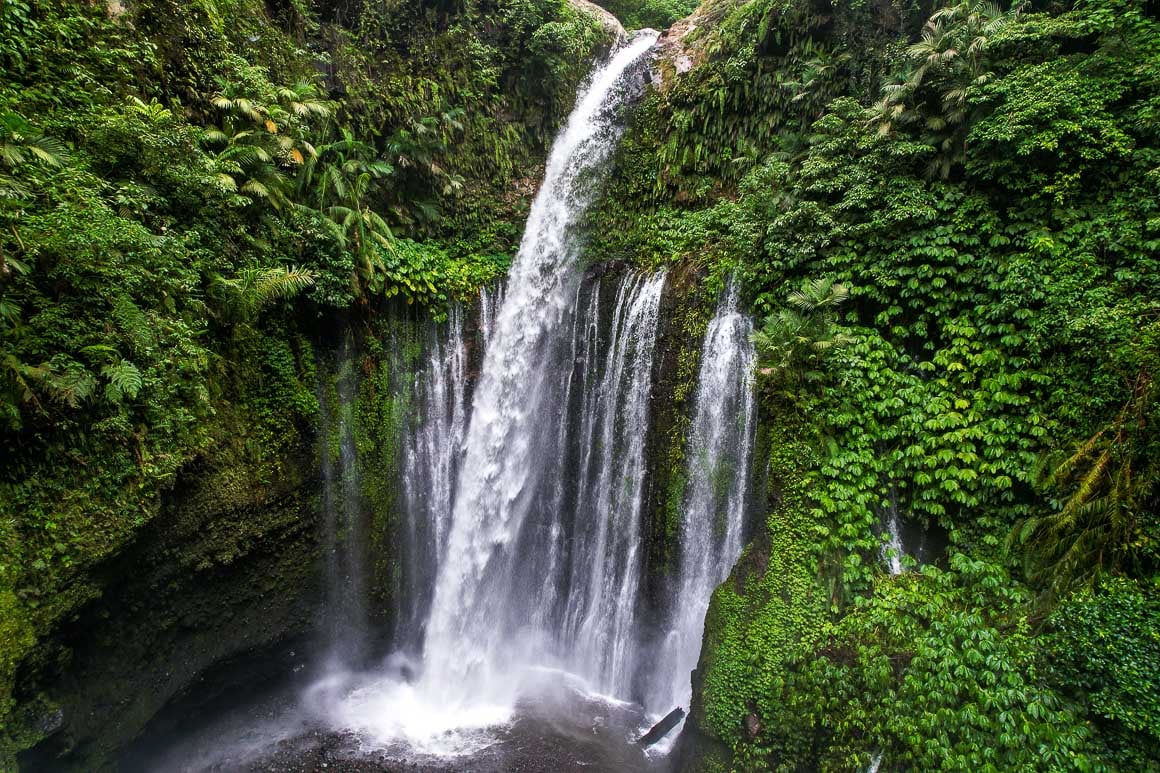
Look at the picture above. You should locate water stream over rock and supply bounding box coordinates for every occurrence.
[646,279,756,727]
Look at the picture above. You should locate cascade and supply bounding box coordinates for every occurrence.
[131,30,768,769]
[420,32,659,707]
[560,270,667,695]
[325,33,663,755]
[318,336,369,670]
[395,306,470,650]
[646,280,757,723]
[882,489,906,575]
[478,282,505,350]
[396,294,506,650]
[879,485,948,574]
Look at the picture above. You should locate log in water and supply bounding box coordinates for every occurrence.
[638,708,686,747]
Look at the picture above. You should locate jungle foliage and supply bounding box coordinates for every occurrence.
[591,0,1160,768]
[0,0,607,758]
[592,0,700,29]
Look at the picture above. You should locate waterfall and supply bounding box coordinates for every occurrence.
[421,32,658,706]
[325,34,662,755]
[882,500,905,576]
[318,336,369,669]
[396,295,507,650]
[881,484,947,573]
[647,280,757,722]
[395,306,469,650]
[562,270,667,695]
[478,282,505,350]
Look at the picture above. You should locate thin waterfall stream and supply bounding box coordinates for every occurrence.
[647,280,757,729]
[318,335,370,670]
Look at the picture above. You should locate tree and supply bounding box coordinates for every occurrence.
[867,1,1027,178]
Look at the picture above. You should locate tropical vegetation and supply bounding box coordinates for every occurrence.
[590,0,1160,768]
[2,0,1158,769]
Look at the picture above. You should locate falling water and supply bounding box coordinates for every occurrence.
[395,306,469,650]
[421,32,659,706]
[881,485,905,575]
[647,280,757,723]
[318,336,369,669]
[562,270,667,694]
[395,294,507,650]
[142,29,771,768]
[478,282,505,350]
[327,34,662,754]
[879,484,949,573]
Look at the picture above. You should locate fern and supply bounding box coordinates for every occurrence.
[112,295,153,354]
[209,265,315,324]
[16,358,99,408]
[101,360,143,403]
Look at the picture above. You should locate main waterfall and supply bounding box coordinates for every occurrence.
[325,33,664,756]
[424,31,660,707]
[303,29,766,765]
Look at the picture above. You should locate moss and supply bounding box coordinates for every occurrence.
[635,258,713,604]
[690,419,827,767]
[12,397,322,770]
[354,321,416,616]
[2,311,323,765]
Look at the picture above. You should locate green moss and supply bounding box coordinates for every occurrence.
[6,376,322,769]
[693,420,826,760]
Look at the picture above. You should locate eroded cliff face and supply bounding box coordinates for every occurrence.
[19,430,323,770]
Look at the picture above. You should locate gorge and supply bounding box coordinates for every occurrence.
[3,0,1159,771]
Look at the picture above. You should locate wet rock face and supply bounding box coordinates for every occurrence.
[569,0,628,46]
[18,436,324,771]
[36,709,63,738]
[745,712,761,740]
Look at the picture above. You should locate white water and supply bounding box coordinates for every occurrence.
[397,301,508,649]
[423,30,659,707]
[881,486,905,575]
[320,33,662,756]
[561,270,666,694]
[646,280,757,727]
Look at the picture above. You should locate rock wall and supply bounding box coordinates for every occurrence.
[18,404,324,770]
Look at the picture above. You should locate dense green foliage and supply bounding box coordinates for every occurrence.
[741,556,1097,771]
[4,0,1159,767]
[0,0,609,759]
[593,0,1160,768]
[593,0,699,29]
[1047,577,1160,769]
